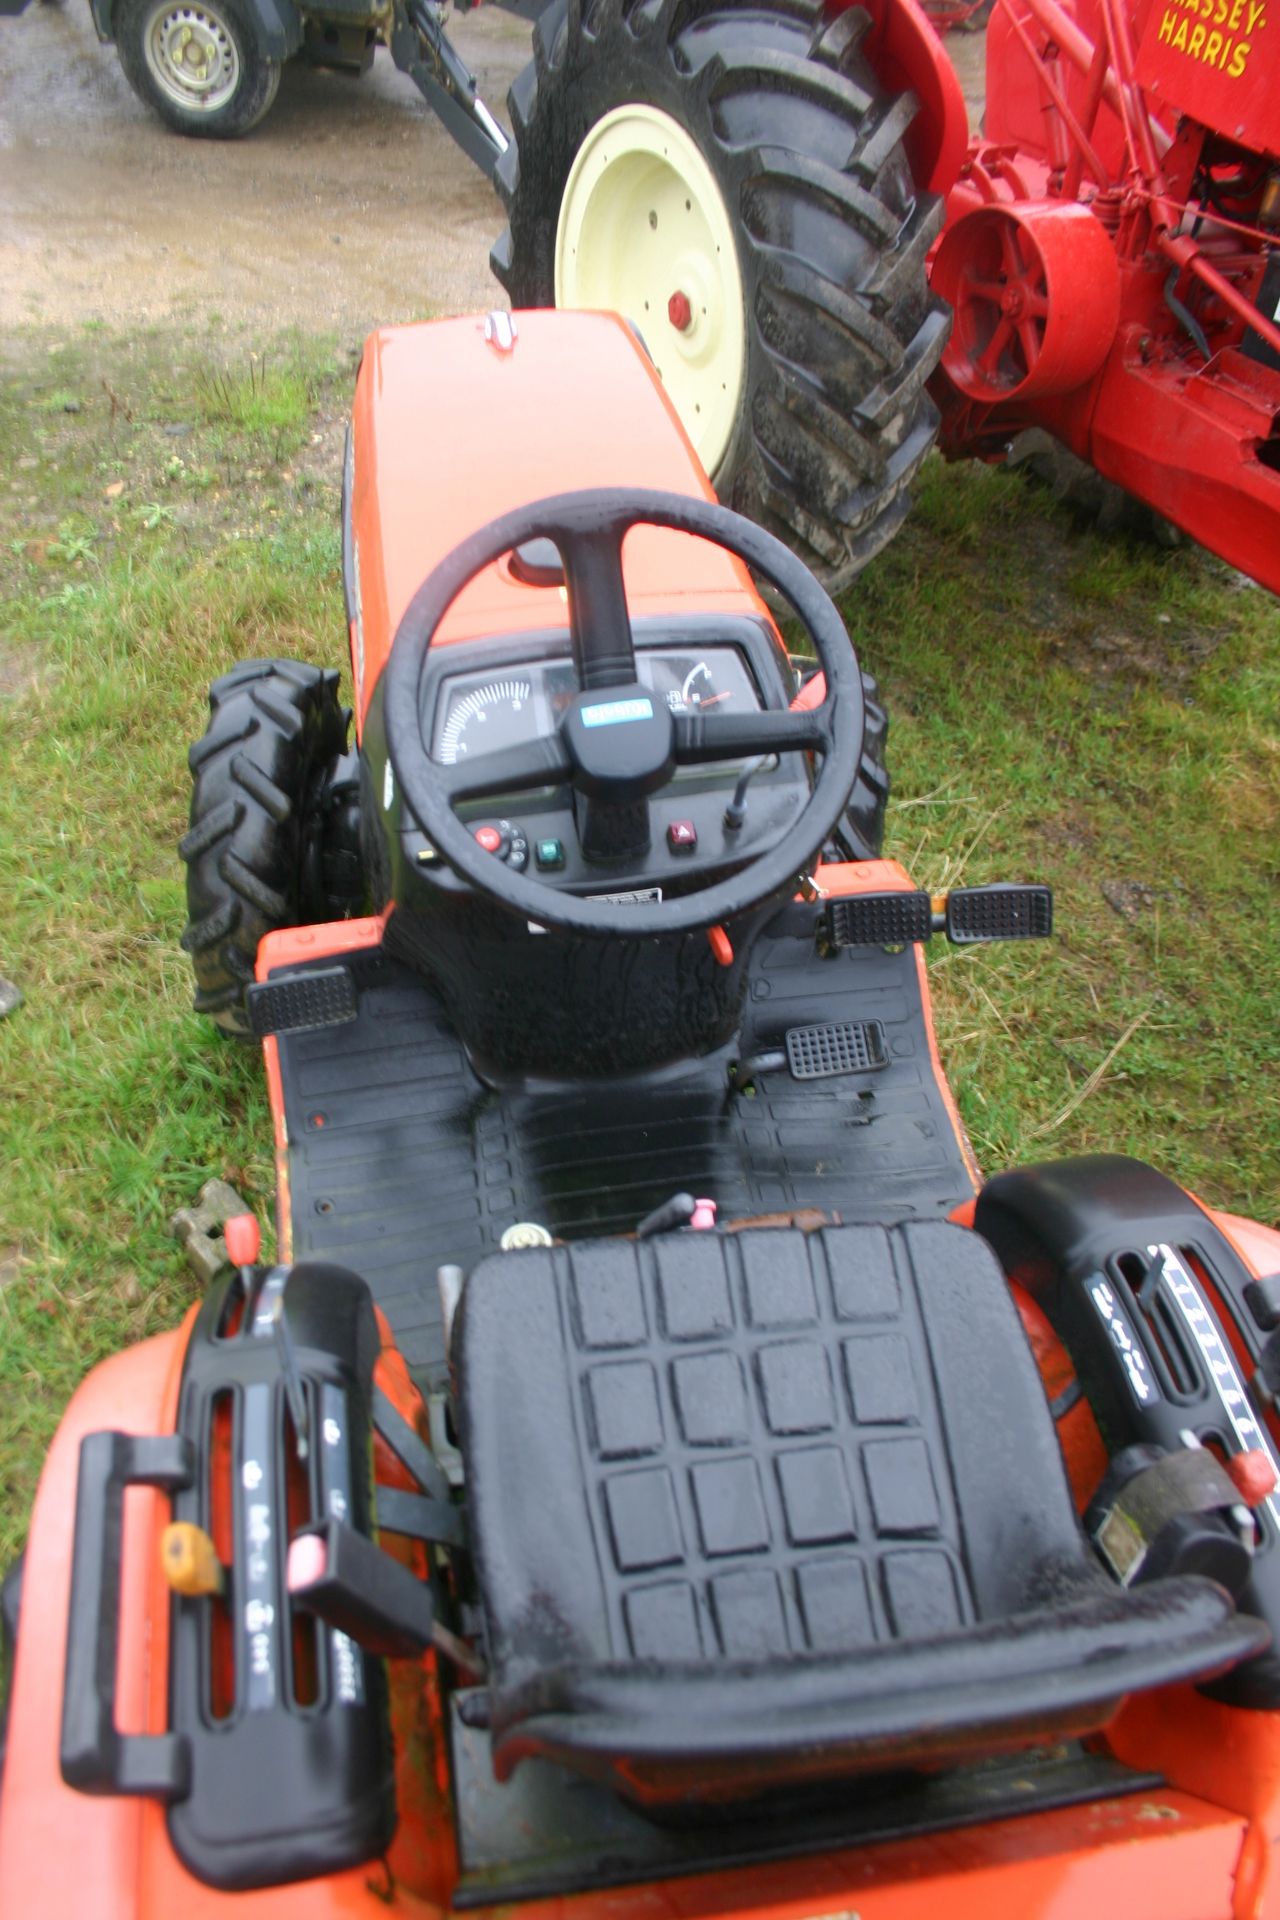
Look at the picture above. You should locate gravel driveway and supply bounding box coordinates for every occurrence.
[0,0,531,336]
[1,1,984,340]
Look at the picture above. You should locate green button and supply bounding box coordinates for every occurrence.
[535,838,565,871]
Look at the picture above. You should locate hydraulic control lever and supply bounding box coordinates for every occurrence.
[289,1521,483,1674]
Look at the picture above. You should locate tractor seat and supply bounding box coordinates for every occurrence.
[454,1221,1262,1811]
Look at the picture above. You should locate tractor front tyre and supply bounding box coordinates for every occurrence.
[180,660,352,1038]
[492,0,950,594]
[115,0,281,138]
[846,667,890,859]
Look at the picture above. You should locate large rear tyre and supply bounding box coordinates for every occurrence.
[180,660,353,1038]
[492,0,950,593]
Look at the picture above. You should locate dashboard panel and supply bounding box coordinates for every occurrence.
[431,645,761,773]
[404,616,813,898]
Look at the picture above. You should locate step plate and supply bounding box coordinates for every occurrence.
[247,965,357,1038]
[271,934,976,1395]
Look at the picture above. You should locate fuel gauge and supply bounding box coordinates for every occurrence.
[638,645,756,719]
[678,661,733,713]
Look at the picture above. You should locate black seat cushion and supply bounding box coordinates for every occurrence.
[455,1222,1263,1808]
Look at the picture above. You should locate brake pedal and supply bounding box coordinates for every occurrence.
[822,885,1052,949]
[826,891,932,949]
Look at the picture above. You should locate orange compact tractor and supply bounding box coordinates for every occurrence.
[5,310,1280,1917]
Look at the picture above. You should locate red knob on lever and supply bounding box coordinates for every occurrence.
[225,1214,261,1269]
[1225,1448,1278,1509]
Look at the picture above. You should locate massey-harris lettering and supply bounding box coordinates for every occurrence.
[1153,0,1266,76]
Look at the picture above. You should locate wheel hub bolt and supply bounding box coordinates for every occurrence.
[668,290,693,333]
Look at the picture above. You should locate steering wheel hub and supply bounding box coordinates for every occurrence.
[563,684,676,802]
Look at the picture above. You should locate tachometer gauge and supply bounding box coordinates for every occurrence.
[437,678,535,765]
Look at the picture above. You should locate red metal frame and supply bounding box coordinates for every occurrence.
[931,0,1280,592]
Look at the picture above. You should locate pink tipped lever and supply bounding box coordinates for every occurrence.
[689,1198,718,1231]
[287,1532,328,1594]
[225,1214,261,1268]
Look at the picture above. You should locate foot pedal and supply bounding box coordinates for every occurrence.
[247,965,358,1038]
[946,885,1053,943]
[822,886,1052,949]
[786,1020,887,1080]
[826,891,932,948]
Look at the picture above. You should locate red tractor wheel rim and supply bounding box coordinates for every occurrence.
[934,202,1121,405]
[957,219,1049,393]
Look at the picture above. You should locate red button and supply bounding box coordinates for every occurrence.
[668,820,697,852]
[474,825,503,854]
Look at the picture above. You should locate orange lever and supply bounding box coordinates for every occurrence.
[161,1522,226,1598]
[707,926,734,967]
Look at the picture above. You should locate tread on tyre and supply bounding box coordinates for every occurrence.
[180,659,350,1037]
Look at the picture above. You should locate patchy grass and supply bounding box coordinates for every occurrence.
[844,457,1280,1215]
[1,327,349,1568]
[194,348,322,458]
[2,327,1279,1574]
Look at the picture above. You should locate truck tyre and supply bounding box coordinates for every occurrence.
[115,0,281,138]
[492,0,950,594]
[180,660,352,1037]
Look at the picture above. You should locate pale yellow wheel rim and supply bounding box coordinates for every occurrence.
[555,103,746,480]
[144,1,240,112]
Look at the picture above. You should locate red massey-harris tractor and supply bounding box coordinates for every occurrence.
[488,0,1280,593]
[3,307,1280,1917]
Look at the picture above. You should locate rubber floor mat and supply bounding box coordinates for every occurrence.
[272,932,976,1395]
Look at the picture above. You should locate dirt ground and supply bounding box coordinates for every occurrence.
[0,2,986,339]
[0,1,531,338]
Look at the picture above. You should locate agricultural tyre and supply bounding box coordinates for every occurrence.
[844,666,889,857]
[492,0,950,594]
[114,0,281,138]
[1006,430,1186,551]
[180,659,358,1038]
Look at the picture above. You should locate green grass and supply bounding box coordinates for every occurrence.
[852,458,1280,1212]
[2,326,1278,1573]
[193,349,322,455]
[1,327,349,1568]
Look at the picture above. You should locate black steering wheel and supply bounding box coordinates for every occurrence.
[382,489,864,938]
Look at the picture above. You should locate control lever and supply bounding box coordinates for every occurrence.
[288,1520,484,1675]
[224,1212,260,1298]
[272,1292,310,1462]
